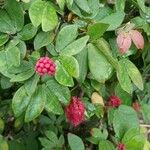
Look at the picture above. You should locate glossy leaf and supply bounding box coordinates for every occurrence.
[55,25,78,52]
[59,55,79,78]
[88,43,113,83]
[25,85,46,122]
[115,0,125,12]
[6,46,20,67]
[55,60,74,87]
[24,73,40,96]
[10,68,35,82]
[124,59,144,91]
[74,0,90,13]
[46,78,71,105]
[76,47,88,83]
[87,23,109,40]
[0,34,9,47]
[5,0,24,32]
[29,0,46,27]
[34,31,54,50]
[42,3,58,32]
[45,88,64,115]
[60,36,89,55]
[12,86,30,117]
[98,140,115,150]
[113,105,139,139]
[18,23,37,41]
[68,133,85,150]
[0,10,16,34]
[122,128,145,150]
[117,60,133,94]
[100,12,125,31]
[0,135,9,150]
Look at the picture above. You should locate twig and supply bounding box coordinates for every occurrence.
[140,124,150,128]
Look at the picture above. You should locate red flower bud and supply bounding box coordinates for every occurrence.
[118,143,126,150]
[108,95,122,107]
[117,32,132,53]
[132,101,141,112]
[130,30,144,49]
[65,96,85,127]
[35,57,56,76]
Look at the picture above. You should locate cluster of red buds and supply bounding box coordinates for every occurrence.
[35,57,56,76]
[108,95,122,108]
[65,96,85,127]
[117,143,126,150]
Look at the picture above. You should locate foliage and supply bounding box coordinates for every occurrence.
[0,0,150,149]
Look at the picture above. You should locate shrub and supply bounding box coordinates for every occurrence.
[0,0,150,149]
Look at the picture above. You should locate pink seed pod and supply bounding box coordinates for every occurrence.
[117,143,126,150]
[35,57,56,76]
[117,32,132,53]
[130,30,144,49]
[108,95,122,108]
[65,96,85,127]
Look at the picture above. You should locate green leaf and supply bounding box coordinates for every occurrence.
[34,31,54,50]
[6,46,20,67]
[115,84,132,105]
[98,140,115,150]
[39,138,55,148]
[29,0,46,27]
[5,0,24,32]
[117,60,133,94]
[76,47,88,83]
[59,55,79,78]
[74,0,90,13]
[45,130,58,143]
[113,105,139,139]
[46,78,71,105]
[87,23,109,40]
[0,10,16,34]
[24,73,40,96]
[88,43,113,83]
[0,76,13,89]
[46,43,58,56]
[55,60,74,87]
[0,50,13,78]
[115,0,125,12]
[56,0,65,10]
[0,135,9,150]
[45,88,64,115]
[25,85,46,122]
[137,0,146,13]
[94,38,118,69]
[141,103,150,123]
[122,128,145,150]
[66,0,73,7]
[100,12,125,31]
[17,40,27,59]
[0,118,4,134]
[18,23,37,41]
[0,34,9,47]
[10,68,35,82]
[89,128,108,144]
[55,25,78,52]
[60,35,89,55]
[68,133,85,150]
[42,3,58,32]
[123,59,144,91]
[12,86,30,117]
